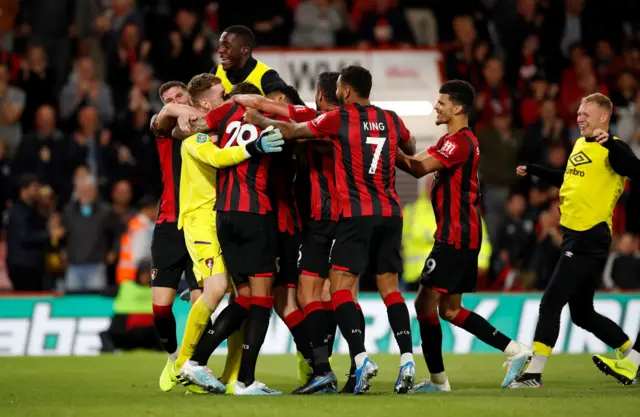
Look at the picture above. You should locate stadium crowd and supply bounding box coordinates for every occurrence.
[0,0,640,293]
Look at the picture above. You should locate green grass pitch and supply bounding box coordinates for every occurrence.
[1,353,638,417]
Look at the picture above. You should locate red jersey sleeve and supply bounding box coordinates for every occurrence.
[205,103,234,130]
[398,116,411,146]
[288,104,318,123]
[428,133,471,168]
[306,108,341,137]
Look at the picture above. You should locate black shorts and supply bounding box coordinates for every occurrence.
[150,222,199,290]
[330,216,403,276]
[419,241,479,294]
[216,211,277,285]
[298,220,337,278]
[276,232,300,287]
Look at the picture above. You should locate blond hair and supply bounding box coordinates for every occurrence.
[187,74,222,101]
[581,93,613,115]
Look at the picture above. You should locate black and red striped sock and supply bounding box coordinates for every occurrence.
[191,296,250,366]
[332,290,366,363]
[450,308,511,351]
[418,314,444,374]
[323,301,337,357]
[303,301,331,374]
[152,304,178,355]
[238,296,274,386]
[284,308,313,367]
[383,292,412,354]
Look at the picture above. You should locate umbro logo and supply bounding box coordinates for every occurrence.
[569,151,592,167]
[565,251,573,257]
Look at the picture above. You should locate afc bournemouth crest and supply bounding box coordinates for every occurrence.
[205,258,214,273]
[151,269,158,280]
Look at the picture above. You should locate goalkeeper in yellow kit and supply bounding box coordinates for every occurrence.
[167,73,284,394]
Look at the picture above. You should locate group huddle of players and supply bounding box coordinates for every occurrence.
[146,25,640,397]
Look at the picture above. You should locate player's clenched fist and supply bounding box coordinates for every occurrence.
[244,107,260,125]
[516,165,528,176]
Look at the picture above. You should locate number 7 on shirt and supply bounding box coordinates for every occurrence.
[366,136,386,174]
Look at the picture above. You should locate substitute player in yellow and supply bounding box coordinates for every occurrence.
[510,93,640,388]
[170,73,284,393]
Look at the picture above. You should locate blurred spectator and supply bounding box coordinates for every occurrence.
[5,174,62,291]
[358,0,414,48]
[251,1,288,47]
[61,175,118,292]
[290,0,343,48]
[107,22,151,97]
[161,8,214,84]
[95,0,145,58]
[492,194,532,277]
[559,55,609,133]
[475,56,514,131]
[19,0,75,82]
[557,0,586,60]
[611,71,638,127]
[38,188,65,289]
[521,98,570,165]
[0,0,19,51]
[115,195,157,284]
[13,105,64,188]
[479,110,524,246]
[402,2,438,46]
[0,139,11,213]
[18,44,56,132]
[519,75,558,128]
[59,57,115,127]
[0,62,25,154]
[617,90,640,147]
[603,233,640,290]
[100,259,162,353]
[530,198,563,290]
[444,15,480,84]
[111,179,135,229]
[57,106,124,201]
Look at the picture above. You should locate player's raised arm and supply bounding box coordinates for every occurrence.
[233,94,292,119]
[154,104,204,136]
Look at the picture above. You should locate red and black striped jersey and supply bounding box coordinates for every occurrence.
[428,128,482,250]
[267,113,301,235]
[288,104,339,222]
[306,104,411,218]
[205,102,272,214]
[155,135,182,224]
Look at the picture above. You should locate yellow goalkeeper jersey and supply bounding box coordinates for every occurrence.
[178,133,250,229]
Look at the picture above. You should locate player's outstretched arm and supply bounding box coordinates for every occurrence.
[516,164,564,187]
[233,95,292,119]
[244,108,316,140]
[396,148,444,178]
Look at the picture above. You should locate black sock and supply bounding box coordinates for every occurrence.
[152,304,177,354]
[323,302,337,357]
[191,297,250,366]
[345,303,366,374]
[303,302,331,374]
[332,290,366,360]
[384,292,412,354]
[634,330,640,352]
[418,314,445,374]
[452,309,510,351]
[238,297,273,386]
[284,309,313,367]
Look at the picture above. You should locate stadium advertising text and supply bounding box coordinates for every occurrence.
[1,294,638,356]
